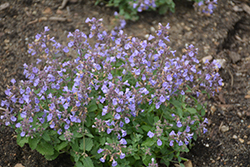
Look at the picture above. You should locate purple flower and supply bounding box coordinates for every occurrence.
[44,26,49,32]
[102,106,108,116]
[57,129,62,135]
[203,127,207,134]
[147,131,154,138]
[169,130,176,136]
[176,121,182,128]
[16,123,21,128]
[119,138,127,145]
[157,139,162,146]
[186,126,190,132]
[116,106,121,112]
[121,129,127,137]
[114,113,121,120]
[178,140,183,146]
[101,85,109,93]
[120,152,125,159]
[119,121,124,127]
[108,73,113,80]
[112,160,117,167]
[112,98,117,106]
[107,128,113,134]
[63,47,69,53]
[169,140,174,146]
[20,131,25,137]
[97,148,104,154]
[35,33,41,40]
[5,89,12,96]
[100,157,105,163]
[47,113,53,122]
[11,78,16,84]
[159,95,166,103]
[11,116,17,122]
[124,117,130,124]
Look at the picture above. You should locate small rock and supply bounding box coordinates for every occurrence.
[243,135,247,139]
[0,2,9,11]
[184,160,193,167]
[4,39,10,43]
[247,141,250,145]
[32,10,37,15]
[237,111,242,118]
[220,125,229,132]
[228,51,241,64]
[145,34,149,39]
[43,7,52,15]
[56,9,64,14]
[242,3,250,15]
[239,138,244,143]
[233,5,243,12]
[150,26,155,32]
[245,95,250,99]
[14,164,24,167]
[201,55,213,63]
[210,105,216,115]
[233,135,238,139]
[215,59,226,68]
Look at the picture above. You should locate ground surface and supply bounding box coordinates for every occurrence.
[0,0,250,166]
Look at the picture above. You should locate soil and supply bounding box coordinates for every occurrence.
[0,0,250,167]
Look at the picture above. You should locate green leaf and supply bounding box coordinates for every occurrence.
[176,107,183,117]
[85,132,94,138]
[59,135,66,141]
[201,108,206,116]
[17,135,28,147]
[142,138,155,147]
[55,141,68,151]
[36,141,54,156]
[141,125,151,132]
[100,137,106,145]
[88,99,98,112]
[70,141,79,152]
[197,104,203,111]
[142,155,154,166]
[73,131,82,138]
[186,108,196,114]
[44,151,59,160]
[148,105,155,112]
[75,161,83,167]
[80,138,93,151]
[133,154,140,160]
[29,137,40,150]
[180,163,185,167]
[170,99,182,108]
[82,156,94,167]
[42,132,51,142]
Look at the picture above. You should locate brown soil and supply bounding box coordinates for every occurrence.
[0,0,250,166]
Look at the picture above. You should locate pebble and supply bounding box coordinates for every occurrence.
[239,138,244,143]
[247,141,250,145]
[150,26,155,33]
[210,105,216,115]
[233,135,238,139]
[220,125,229,132]
[201,55,213,63]
[215,59,226,68]
[237,111,242,118]
[229,51,241,63]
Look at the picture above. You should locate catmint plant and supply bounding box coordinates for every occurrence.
[1,17,222,167]
[193,0,217,14]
